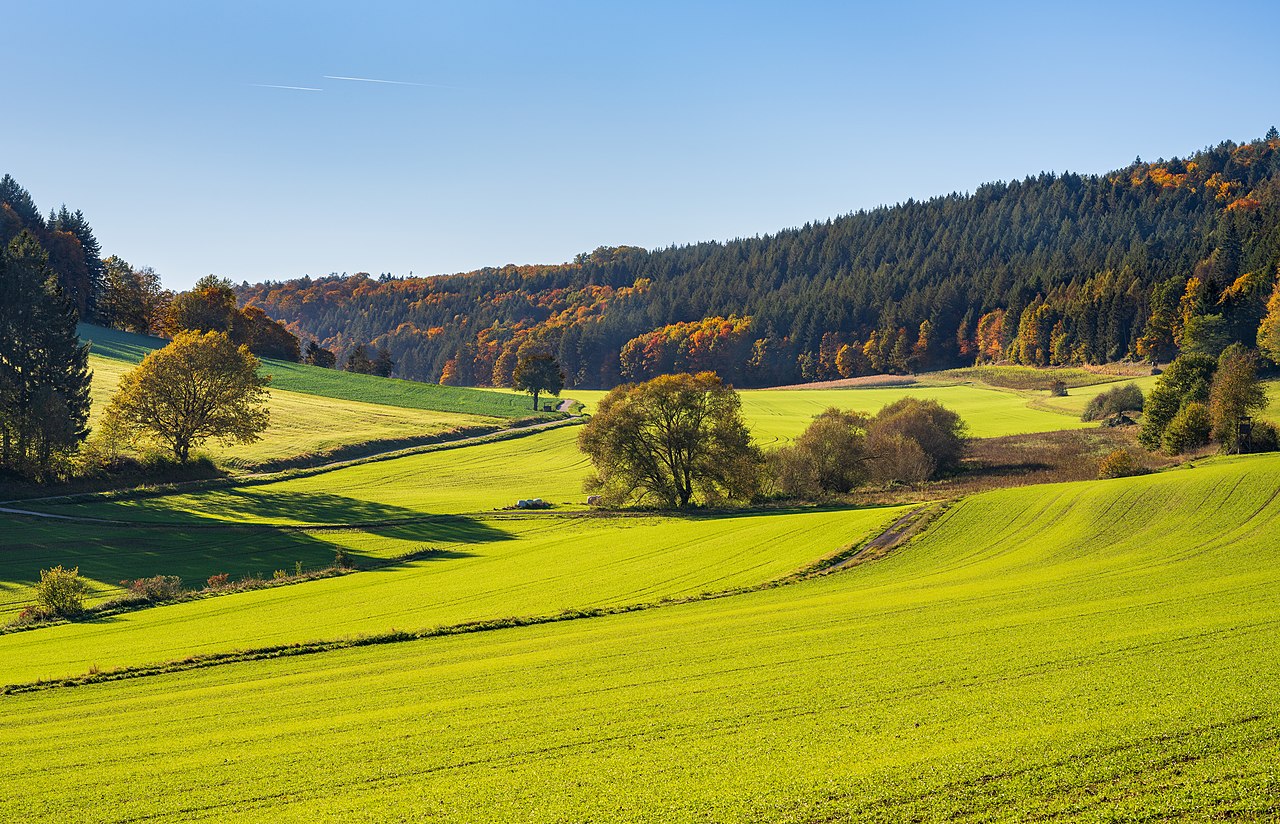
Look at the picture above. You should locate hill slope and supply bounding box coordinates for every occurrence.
[3,454,1278,820]
[241,134,1280,388]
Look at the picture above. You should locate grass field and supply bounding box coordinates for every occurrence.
[87,354,503,469]
[80,323,539,419]
[569,383,1098,443]
[3,454,1278,820]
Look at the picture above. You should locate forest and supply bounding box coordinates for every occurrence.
[233,132,1280,388]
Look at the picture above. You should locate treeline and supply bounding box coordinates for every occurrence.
[228,131,1278,388]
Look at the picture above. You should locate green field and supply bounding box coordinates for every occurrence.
[81,323,540,419]
[569,383,1099,443]
[87,355,503,469]
[3,453,1278,820]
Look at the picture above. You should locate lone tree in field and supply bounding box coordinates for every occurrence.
[578,371,763,508]
[512,354,565,410]
[105,330,270,461]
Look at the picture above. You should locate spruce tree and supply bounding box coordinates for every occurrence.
[0,231,92,478]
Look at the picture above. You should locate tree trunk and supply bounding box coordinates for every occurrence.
[532,390,540,410]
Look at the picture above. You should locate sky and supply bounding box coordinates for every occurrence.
[5,0,1279,290]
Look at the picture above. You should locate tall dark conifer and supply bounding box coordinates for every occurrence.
[0,231,92,479]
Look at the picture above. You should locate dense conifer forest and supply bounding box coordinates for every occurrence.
[197,134,1280,386]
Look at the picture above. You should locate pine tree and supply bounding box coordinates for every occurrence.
[0,231,92,479]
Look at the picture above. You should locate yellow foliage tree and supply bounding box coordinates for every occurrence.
[104,331,270,461]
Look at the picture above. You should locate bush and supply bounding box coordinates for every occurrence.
[1082,383,1145,422]
[1251,419,1280,453]
[867,431,935,485]
[1048,380,1068,397]
[33,565,90,617]
[206,572,231,590]
[1097,449,1147,479]
[868,398,966,477]
[122,575,184,602]
[1162,402,1212,455]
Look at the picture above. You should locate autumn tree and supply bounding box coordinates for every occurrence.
[169,275,238,334]
[99,256,170,334]
[105,331,270,461]
[1258,275,1280,363]
[512,354,565,410]
[578,372,763,508]
[1209,344,1268,452]
[0,231,92,479]
[867,397,967,482]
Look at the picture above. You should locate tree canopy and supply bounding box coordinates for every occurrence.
[578,372,762,508]
[512,354,565,410]
[105,331,270,461]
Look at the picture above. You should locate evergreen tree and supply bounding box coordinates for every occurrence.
[0,231,92,479]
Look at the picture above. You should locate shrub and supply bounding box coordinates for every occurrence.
[1250,419,1280,453]
[334,549,353,569]
[206,572,231,590]
[867,431,935,485]
[868,398,966,477]
[1082,383,1145,422]
[1097,449,1146,479]
[123,575,184,602]
[1162,402,1212,455]
[33,565,90,617]
[1139,354,1215,450]
[769,408,871,498]
[1048,380,1068,397]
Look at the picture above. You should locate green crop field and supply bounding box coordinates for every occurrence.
[81,323,539,419]
[569,383,1097,443]
[3,454,1278,821]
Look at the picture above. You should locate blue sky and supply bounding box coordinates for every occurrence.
[6,1,1278,289]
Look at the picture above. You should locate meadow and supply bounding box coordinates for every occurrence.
[77,324,555,470]
[568,382,1099,443]
[2,454,1278,821]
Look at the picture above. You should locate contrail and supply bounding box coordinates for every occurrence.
[250,83,323,92]
[323,75,450,88]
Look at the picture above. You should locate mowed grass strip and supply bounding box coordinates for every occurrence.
[3,456,1279,821]
[80,323,536,419]
[0,506,906,684]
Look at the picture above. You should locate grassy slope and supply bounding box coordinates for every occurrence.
[1,427,593,612]
[0,506,905,683]
[3,455,1279,821]
[87,355,498,468]
[81,323,538,418]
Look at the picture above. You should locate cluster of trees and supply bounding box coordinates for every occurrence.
[0,176,104,321]
[238,132,1280,388]
[577,373,966,509]
[770,399,966,497]
[0,232,92,480]
[1138,345,1273,456]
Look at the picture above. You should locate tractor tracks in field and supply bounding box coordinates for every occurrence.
[0,503,946,696]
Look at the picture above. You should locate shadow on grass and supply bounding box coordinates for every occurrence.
[0,492,510,609]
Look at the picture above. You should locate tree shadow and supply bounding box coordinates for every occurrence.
[0,490,510,612]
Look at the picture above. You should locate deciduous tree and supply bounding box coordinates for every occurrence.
[579,372,762,508]
[105,331,270,461]
[512,354,564,410]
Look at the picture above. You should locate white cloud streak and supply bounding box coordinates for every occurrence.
[323,75,452,88]
[250,83,323,92]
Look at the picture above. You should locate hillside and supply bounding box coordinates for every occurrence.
[77,324,555,471]
[240,133,1280,388]
[3,447,1278,820]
